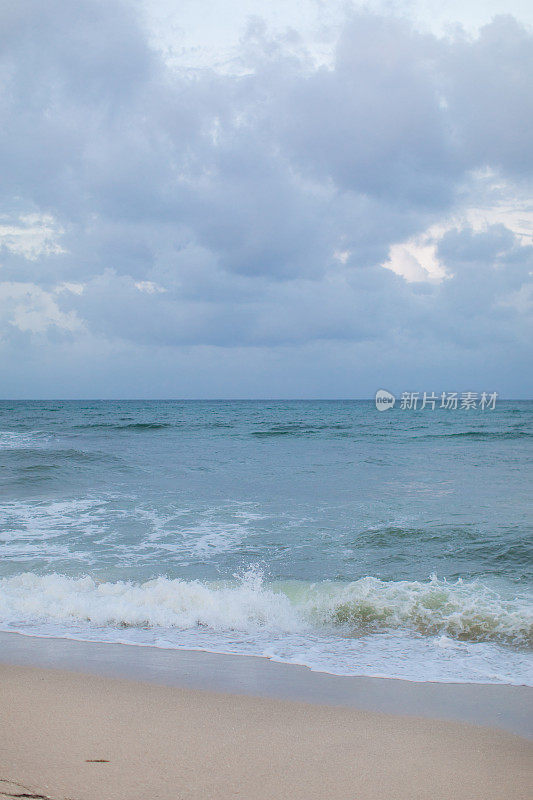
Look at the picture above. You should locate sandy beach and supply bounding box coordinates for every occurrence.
[1,658,532,800]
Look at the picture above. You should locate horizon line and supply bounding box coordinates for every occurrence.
[1,397,531,402]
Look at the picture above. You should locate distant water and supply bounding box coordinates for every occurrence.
[0,400,531,685]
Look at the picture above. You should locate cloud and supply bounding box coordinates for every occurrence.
[0,282,84,336]
[0,214,65,261]
[274,15,459,209]
[0,2,531,395]
[444,16,533,177]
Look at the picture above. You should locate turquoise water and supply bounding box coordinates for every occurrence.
[0,400,531,683]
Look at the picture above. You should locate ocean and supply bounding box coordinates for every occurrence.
[0,399,531,685]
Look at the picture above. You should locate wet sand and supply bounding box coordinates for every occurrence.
[0,631,531,737]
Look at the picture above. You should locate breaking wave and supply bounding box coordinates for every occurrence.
[0,570,530,649]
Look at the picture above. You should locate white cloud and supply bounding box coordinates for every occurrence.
[142,0,533,74]
[383,231,448,283]
[55,282,85,295]
[383,177,533,283]
[134,280,167,294]
[464,204,533,246]
[0,214,66,261]
[333,250,350,265]
[0,282,84,334]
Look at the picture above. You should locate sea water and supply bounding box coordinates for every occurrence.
[0,399,531,684]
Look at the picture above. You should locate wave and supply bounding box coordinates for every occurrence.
[73,422,173,431]
[251,423,352,437]
[0,571,530,649]
[1,448,117,465]
[421,431,532,441]
[73,421,237,431]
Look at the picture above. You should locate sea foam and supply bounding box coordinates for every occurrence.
[0,569,530,648]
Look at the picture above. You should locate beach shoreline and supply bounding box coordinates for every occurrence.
[1,630,532,738]
[1,657,532,800]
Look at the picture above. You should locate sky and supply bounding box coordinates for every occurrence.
[0,0,532,398]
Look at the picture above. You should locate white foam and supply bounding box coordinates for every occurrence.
[0,498,110,563]
[0,570,531,685]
